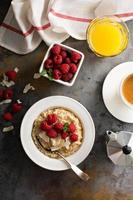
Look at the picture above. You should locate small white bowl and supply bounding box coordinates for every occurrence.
[39,43,84,86]
[120,73,133,109]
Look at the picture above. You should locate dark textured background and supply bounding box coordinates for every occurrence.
[0,1,133,200]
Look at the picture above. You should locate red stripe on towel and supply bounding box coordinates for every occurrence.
[50,9,92,22]
[1,11,133,36]
[0,22,50,37]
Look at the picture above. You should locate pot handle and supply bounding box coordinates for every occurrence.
[106,130,117,141]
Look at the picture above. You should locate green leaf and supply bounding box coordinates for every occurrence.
[47,69,52,75]
[63,123,69,132]
[40,70,47,76]
[47,69,53,81]
[40,69,53,81]
[47,76,53,81]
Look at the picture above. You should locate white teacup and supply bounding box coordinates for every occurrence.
[120,73,133,109]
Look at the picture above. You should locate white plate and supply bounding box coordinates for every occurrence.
[20,96,95,171]
[102,62,133,123]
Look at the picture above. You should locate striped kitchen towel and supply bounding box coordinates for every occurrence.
[0,0,133,54]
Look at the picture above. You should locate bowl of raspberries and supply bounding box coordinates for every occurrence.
[39,43,84,86]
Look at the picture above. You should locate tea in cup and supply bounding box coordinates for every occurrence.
[120,74,133,108]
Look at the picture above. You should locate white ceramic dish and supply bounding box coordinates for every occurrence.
[20,96,95,171]
[39,43,84,87]
[102,62,133,123]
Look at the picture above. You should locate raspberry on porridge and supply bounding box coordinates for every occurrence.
[32,107,83,158]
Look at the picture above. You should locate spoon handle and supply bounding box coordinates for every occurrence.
[57,152,90,181]
[71,164,90,181]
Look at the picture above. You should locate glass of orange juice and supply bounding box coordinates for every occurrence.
[86,16,129,57]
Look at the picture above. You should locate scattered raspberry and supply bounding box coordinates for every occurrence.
[54,122,63,131]
[47,114,58,124]
[53,55,63,64]
[12,103,23,113]
[69,123,76,133]
[51,44,61,55]
[60,50,67,59]
[70,133,78,142]
[40,120,52,131]
[3,88,13,99]
[44,59,53,69]
[0,89,3,99]
[47,129,58,138]
[62,73,73,82]
[60,64,70,74]
[61,132,68,139]
[64,57,71,64]
[70,63,77,74]
[53,69,62,80]
[71,51,81,63]
[6,70,17,81]
[3,112,13,121]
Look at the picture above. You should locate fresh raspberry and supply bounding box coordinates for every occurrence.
[70,133,78,142]
[62,73,73,82]
[54,64,60,69]
[3,112,13,121]
[53,55,63,64]
[6,70,17,81]
[71,51,81,63]
[60,64,70,74]
[61,132,69,139]
[70,63,77,74]
[47,129,58,138]
[0,89,3,99]
[54,122,63,131]
[3,88,13,99]
[40,120,52,131]
[69,123,76,133]
[60,50,67,59]
[64,57,71,64]
[61,47,66,51]
[53,69,62,80]
[51,44,61,55]
[44,59,53,69]
[12,103,23,113]
[47,114,58,124]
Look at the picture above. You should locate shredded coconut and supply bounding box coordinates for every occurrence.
[0,74,15,87]
[0,99,12,105]
[50,146,60,151]
[17,99,22,104]
[64,137,71,150]
[14,67,19,73]
[33,73,41,79]
[2,126,14,133]
[23,83,35,94]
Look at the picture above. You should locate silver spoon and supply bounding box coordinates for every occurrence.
[37,137,90,181]
[57,152,90,181]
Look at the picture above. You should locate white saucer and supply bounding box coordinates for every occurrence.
[20,96,95,171]
[102,62,133,123]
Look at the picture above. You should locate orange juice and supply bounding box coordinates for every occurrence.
[87,17,129,57]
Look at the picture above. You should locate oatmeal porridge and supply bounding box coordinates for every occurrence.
[32,107,83,158]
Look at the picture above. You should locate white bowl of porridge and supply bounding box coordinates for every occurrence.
[20,96,95,171]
